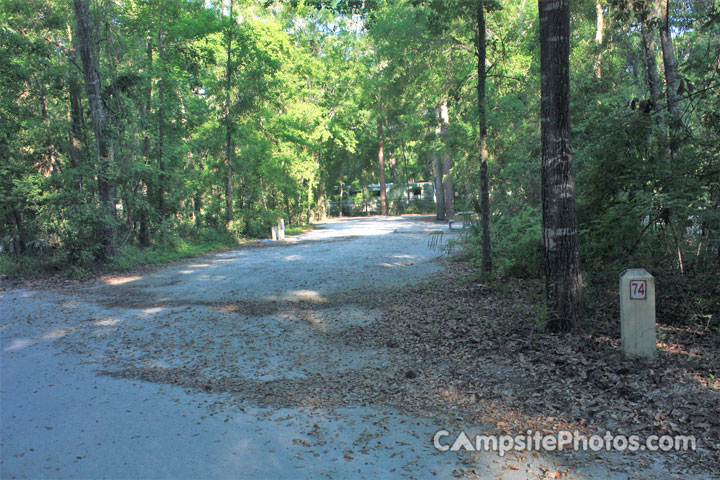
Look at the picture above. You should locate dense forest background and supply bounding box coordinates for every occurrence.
[1,0,718,329]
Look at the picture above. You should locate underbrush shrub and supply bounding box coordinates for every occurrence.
[111,225,239,271]
[243,209,282,238]
[196,226,237,245]
[0,253,52,276]
[483,206,543,279]
[582,230,719,332]
[1,204,110,275]
[224,218,245,240]
[59,205,112,264]
[153,218,181,249]
[398,199,435,215]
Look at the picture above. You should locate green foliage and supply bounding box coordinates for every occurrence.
[477,206,544,279]
[285,223,314,236]
[56,204,114,264]
[0,0,375,274]
[0,0,717,331]
[242,209,283,239]
[0,226,239,278]
[110,227,237,272]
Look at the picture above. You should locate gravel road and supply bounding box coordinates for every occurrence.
[1,216,685,479]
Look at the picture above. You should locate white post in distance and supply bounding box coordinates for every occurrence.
[620,268,656,359]
[277,218,285,240]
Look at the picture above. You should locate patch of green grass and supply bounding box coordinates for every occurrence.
[110,228,239,271]
[285,223,314,236]
[111,239,235,271]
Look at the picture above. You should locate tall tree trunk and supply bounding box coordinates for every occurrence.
[538,0,583,330]
[139,38,153,247]
[226,130,233,223]
[11,210,25,256]
[389,155,397,183]
[66,24,84,191]
[641,23,664,120]
[143,39,153,158]
[39,84,57,177]
[67,76,84,189]
[641,21,670,165]
[477,0,492,273]
[73,0,117,254]
[377,115,388,216]
[433,151,445,221]
[594,0,604,77]
[194,192,202,228]
[156,7,166,218]
[306,181,312,223]
[224,0,234,224]
[399,137,411,204]
[438,102,454,218]
[339,180,344,218]
[658,0,681,128]
[317,191,326,221]
[285,197,292,225]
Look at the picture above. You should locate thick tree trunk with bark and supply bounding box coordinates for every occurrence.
[139,38,153,247]
[438,103,454,219]
[66,25,84,190]
[194,192,202,227]
[225,130,233,222]
[10,210,25,256]
[477,0,492,273]
[224,0,234,224]
[389,155,397,183]
[156,13,166,218]
[377,116,387,216]
[641,24,663,119]
[594,0,604,77]
[67,75,84,189]
[641,21,671,166]
[538,0,583,330]
[658,0,681,127]
[73,0,117,254]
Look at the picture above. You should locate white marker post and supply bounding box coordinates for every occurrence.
[620,269,656,359]
[277,218,285,240]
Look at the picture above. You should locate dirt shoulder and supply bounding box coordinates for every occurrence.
[352,260,719,475]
